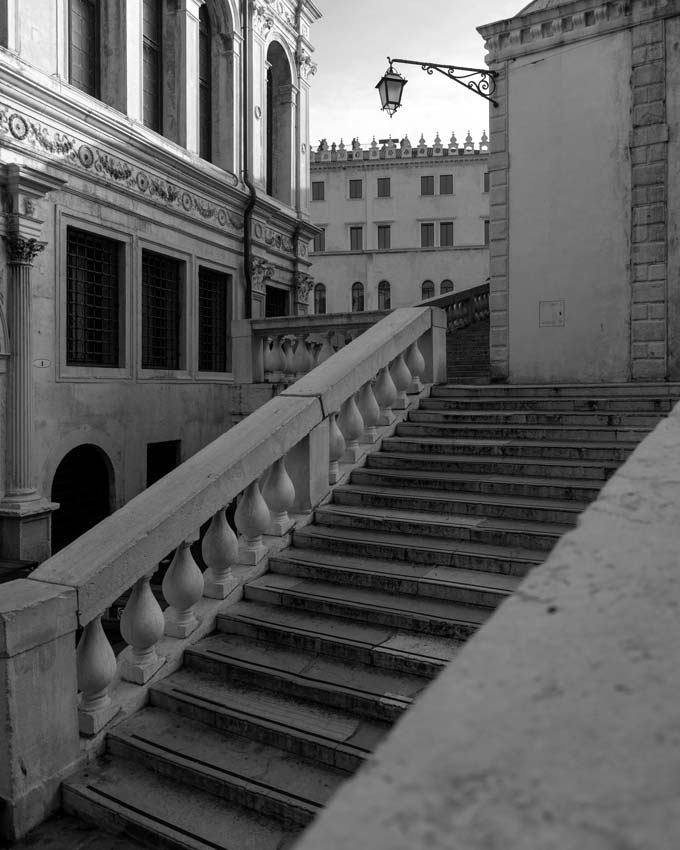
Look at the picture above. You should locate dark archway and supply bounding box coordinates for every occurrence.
[51,444,112,553]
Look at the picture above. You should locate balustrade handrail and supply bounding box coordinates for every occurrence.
[251,309,390,338]
[418,281,489,312]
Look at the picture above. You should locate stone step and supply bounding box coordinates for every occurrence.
[419,395,676,413]
[444,375,491,385]
[106,707,346,828]
[408,409,662,427]
[382,436,635,462]
[184,632,427,722]
[292,524,541,576]
[431,382,680,399]
[350,466,602,502]
[328,484,587,525]
[367,449,617,481]
[63,758,299,850]
[218,597,462,678]
[396,421,649,442]
[150,668,390,773]
[268,546,520,607]
[244,572,493,640]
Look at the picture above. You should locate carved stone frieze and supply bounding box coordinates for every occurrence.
[263,0,296,30]
[3,235,46,265]
[0,104,242,232]
[254,224,295,254]
[252,1,274,34]
[251,257,275,294]
[292,271,314,302]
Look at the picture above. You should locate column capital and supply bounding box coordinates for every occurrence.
[0,164,66,241]
[3,235,46,266]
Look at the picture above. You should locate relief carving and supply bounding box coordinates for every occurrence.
[292,271,314,302]
[3,235,46,265]
[251,257,275,294]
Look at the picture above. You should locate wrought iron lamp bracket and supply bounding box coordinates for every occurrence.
[387,57,499,107]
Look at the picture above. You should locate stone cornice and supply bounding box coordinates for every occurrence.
[478,0,680,63]
[310,155,488,173]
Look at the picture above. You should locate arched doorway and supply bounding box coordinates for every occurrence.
[51,444,112,553]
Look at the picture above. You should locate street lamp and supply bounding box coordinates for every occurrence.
[376,57,499,115]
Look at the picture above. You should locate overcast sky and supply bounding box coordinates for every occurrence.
[309,0,523,150]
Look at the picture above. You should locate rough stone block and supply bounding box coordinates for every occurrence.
[632,342,649,359]
[631,124,669,147]
[632,304,649,321]
[632,21,663,47]
[647,341,666,358]
[632,225,648,243]
[633,264,649,282]
[632,63,665,86]
[631,320,665,342]
[490,185,507,207]
[648,263,666,280]
[631,357,665,379]
[648,303,666,320]
[490,220,508,241]
[489,257,508,278]
[631,147,648,166]
[632,242,665,264]
[632,186,650,206]
[645,223,666,242]
[490,328,508,347]
[632,163,665,187]
[647,143,667,163]
[632,45,648,65]
[642,83,666,103]
[489,290,508,311]
[634,102,666,126]
[647,43,663,61]
[490,169,508,187]
[632,281,665,302]
[633,204,665,225]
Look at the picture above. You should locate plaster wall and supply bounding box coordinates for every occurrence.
[507,32,631,382]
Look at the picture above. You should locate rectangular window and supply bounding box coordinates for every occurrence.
[483,171,490,193]
[377,177,391,198]
[142,250,181,370]
[311,181,325,201]
[142,0,162,132]
[69,0,99,97]
[313,228,326,252]
[440,222,454,247]
[484,219,491,245]
[349,179,363,199]
[147,440,181,487]
[421,223,435,248]
[350,226,363,251]
[421,175,434,196]
[440,174,453,195]
[377,225,391,250]
[198,267,231,372]
[66,228,120,366]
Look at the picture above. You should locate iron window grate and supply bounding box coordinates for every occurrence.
[142,251,181,370]
[198,267,230,372]
[66,228,120,366]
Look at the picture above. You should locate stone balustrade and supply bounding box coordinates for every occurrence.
[232,309,391,384]
[0,305,446,842]
[421,281,490,332]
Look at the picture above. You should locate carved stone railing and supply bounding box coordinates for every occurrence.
[232,310,391,384]
[0,305,446,842]
[420,282,489,333]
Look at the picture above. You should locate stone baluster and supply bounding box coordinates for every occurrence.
[328,412,346,484]
[338,393,364,462]
[76,614,118,735]
[357,380,380,444]
[272,336,287,381]
[282,337,296,382]
[202,508,239,598]
[120,572,166,684]
[390,354,412,410]
[405,340,426,394]
[317,332,335,365]
[374,365,398,425]
[234,480,270,564]
[263,456,296,535]
[162,540,204,638]
[292,334,312,378]
[263,337,277,381]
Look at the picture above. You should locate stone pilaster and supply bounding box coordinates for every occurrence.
[629,17,668,380]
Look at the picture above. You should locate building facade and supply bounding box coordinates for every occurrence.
[0,0,320,565]
[479,0,680,383]
[307,132,490,314]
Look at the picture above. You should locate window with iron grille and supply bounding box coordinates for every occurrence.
[349,179,363,199]
[351,282,364,312]
[377,177,390,197]
[440,221,454,247]
[198,267,230,372]
[312,181,325,201]
[421,223,435,248]
[484,219,490,245]
[69,0,99,97]
[198,5,212,161]
[142,250,181,369]
[313,228,326,252]
[314,283,327,314]
[378,280,391,310]
[441,279,454,294]
[421,280,435,299]
[142,0,162,132]
[66,228,120,367]
[377,224,391,250]
[440,174,453,195]
[350,226,363,251]
[421,175,434,195]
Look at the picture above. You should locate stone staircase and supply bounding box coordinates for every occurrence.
[56,383,676,850]
[446,317,490,383]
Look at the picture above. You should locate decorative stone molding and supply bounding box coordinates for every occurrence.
[292,271,314,303]
[263,0,296,31]
[3,235,45,265]
[251,257,275,294]
[0,104,242,232]
[296,48,318,80]
[252,1,274,34]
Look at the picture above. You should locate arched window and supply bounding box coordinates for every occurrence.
[351,282,364,312]
[198,4,212,161]
[314,283,327,314]
[440,279,454,294]
[421,280,435,300]
[378,280,391,310]
[266,42,293,205]
[51,445,112,553]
